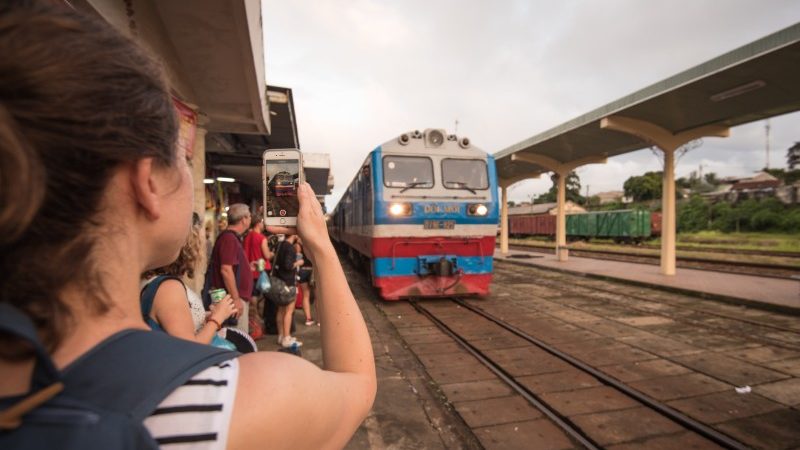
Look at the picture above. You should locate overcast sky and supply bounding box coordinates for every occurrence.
[261,0,800,206]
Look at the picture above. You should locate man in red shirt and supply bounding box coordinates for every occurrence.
[210,203,253,333]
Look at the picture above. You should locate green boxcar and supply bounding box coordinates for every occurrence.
[566,210,651,240]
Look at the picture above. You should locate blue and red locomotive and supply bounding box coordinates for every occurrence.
[329,129,499,300]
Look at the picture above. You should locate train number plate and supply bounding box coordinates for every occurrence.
[424,220,455,230]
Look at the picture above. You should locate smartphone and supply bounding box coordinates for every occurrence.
[263,149,304,227]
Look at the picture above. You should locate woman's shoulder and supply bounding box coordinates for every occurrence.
[145,358,240,449]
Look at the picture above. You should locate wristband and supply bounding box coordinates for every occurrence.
[206,317,222,331]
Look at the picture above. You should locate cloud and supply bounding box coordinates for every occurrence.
[262,0,800,208]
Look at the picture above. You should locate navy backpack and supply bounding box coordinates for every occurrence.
[0,302,238,449]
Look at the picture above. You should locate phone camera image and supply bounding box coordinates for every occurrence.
[265,160,300,219]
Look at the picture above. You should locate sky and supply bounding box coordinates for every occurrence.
[261,0,800,206]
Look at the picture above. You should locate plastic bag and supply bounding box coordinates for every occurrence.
[256,270,271,294]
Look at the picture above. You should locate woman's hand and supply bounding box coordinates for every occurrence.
[295,182,334,264]
[209,294,236,323]
[265,182,333,265]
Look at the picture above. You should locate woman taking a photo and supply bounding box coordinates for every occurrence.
[0,2,376,448]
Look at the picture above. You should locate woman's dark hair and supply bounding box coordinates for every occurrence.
[0,1,178,356]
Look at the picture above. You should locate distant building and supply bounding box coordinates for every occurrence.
[728,172,781,202]
[594,190,628,204]
[508,201,586,216]
[776,181,800,205]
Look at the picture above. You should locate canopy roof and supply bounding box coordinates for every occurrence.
[495,22,800,184]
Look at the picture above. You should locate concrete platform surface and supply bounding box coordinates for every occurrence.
[495,249,800,311]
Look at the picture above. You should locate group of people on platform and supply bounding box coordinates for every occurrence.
[0,2,375,449]
[142,201,318,352]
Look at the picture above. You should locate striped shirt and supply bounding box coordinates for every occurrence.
[144,358,239,449]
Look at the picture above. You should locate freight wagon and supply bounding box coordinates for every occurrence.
[509,210,661,242]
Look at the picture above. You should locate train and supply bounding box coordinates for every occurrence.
[269,171,296,196]
[508,209,662,242]
[328,129,499,300]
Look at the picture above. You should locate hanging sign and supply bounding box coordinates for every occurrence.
[173,97,197,159]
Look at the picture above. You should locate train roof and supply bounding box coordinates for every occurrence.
[377,129,489,158]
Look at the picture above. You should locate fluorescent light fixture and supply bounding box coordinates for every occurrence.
[710,80,766,102]
[203,178,214,184]
[216,177,236,183]
[267,91,289,104]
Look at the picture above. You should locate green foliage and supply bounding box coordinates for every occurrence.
[764,168,800,185]
[704,172,720,186]
[679,196,800,233]
[624,171,662,202]
[677,195,709,232]
[535,171,584,204]
[787,142,800,169]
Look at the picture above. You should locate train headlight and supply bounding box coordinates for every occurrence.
[389,202,412,216]
[468,203,489,216]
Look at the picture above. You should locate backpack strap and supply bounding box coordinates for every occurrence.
[0,303,64,429]
[0,303,60,386]
[60,329,238,421]
[140,275,184,331]
[270,241,283,276]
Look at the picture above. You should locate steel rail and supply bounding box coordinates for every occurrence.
[451,297,750,450]
[409,299,601,450]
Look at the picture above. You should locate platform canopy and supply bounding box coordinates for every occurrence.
[494,22,800,183]
[206,86,300,191]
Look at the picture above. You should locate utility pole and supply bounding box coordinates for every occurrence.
[454,119,459,135]
[765,119,771,169]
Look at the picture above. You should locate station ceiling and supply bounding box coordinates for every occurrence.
[207,85,300,192]
[495,22,800,184]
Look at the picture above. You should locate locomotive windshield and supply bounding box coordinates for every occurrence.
[383,156,433,189]
[442,159,488,190]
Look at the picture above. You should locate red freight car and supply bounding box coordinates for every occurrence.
[650,212,662,236]
[509,214,556,236]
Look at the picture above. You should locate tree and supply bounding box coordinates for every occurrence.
[788,142,800,169]
[623,171,662,202]
[534,171,584,204]
[765,167,800,185]
[704,172,720,186]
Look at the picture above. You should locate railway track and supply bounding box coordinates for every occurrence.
[410,297,750,449]
[507,244,800,280]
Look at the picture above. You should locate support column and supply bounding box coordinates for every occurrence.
[500,186,509,255]
[555,172,568,261]
[191,126,208,293]
[511,153,607,263]
[661,149,676,275]
[600,115,729,276]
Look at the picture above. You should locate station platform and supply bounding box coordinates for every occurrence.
[494,248,800,312]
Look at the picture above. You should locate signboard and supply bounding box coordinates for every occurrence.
[173,97,197,159]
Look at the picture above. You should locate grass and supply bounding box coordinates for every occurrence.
[661,231,800,253]
[508,232,800,268]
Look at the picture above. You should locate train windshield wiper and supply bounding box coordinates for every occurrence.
[399,181,430,193]
[445,181,477,194]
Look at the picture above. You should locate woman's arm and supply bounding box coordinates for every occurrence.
[152,280,235,344]
[228,183,376,449]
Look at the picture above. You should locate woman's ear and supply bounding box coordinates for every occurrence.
[131,157,161,220]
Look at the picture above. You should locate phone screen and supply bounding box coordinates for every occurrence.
[265,159,300,219]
